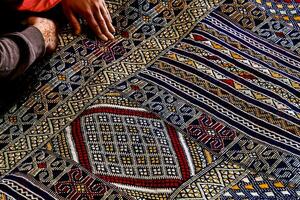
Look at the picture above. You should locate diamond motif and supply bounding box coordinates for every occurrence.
[71,106,191,187]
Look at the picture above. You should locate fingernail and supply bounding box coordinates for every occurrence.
[100,35,108,41]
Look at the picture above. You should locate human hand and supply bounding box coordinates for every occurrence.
[26,17,58,54]
[62,0,115,41]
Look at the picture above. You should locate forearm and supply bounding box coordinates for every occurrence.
[0,26,45,79]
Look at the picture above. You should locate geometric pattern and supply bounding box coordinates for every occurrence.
[115,74,300,188]
[115,77,238,153]
[1,0,300,199]
[225,136,300,186]
[170,158,249,199]
[114,2,300,188]
[41,93,224,199]
[71,105,191,187]
[0,0,222,176]
[10,150,130,200]
[221,172,300,199]
[0,173,58,200]
[251,0,300,30]
[217,0,300,53]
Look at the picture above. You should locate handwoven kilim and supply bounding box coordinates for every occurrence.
[0,0,300,199]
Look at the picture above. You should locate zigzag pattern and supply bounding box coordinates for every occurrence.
[165,50,296,111]
[171,46,300,117]
[193,41,299,99]
[198,22,300,79]
[143,69,300,151]
[170,159,248,199]
[116,74,300,184]
[0,0,222,175]
[206,15,300,66]
[176,43,300,111]
[156,55,300,135]
[1,179,41,200]
[221,172,300,199]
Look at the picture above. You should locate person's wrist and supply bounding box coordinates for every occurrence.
[29,17,57,53]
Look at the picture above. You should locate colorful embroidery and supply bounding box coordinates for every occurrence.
[0,0,299,199]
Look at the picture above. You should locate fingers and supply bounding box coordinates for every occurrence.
[99,7,115,34]
[84,10,108,41]
[100,2,115,33]
[97,7,115,39]
[65,8,81,35]
[102,1,112,23]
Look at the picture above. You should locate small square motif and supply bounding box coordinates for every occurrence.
[152,121,164,129]
[116,134,128,142]
[152,167,163,176]
[124,167,135,176]
[125,117,136,124]
[99,124,111,132]
[111,116,122,123]
[76,185,85,193]
[141,127,151,134]
[127,126,139,133]
[131,135,142,143]
[114,124,125,132]
[93,154,104,162]
[85,124,97,132]
[104,144,115,153]
[144,136,156,144]
[137,119,150,126]
[154,129,165,137]
[158,138,169,145]
[90,144,101,151]
[133,145,145,154]
[98,115,109,122]
[95,163,107,173]
[106,155,119,163]
[166,167,178,176]
[150,156,161,165]
[109,165,122,174]
[164,157,175,165]
[102,133,113,142]
[161,146,172,154]
[136,156,147,165]
[118,144,130,153]
[138,167,149,176]
[121,156,133,165]
[84,115,96,123]
[147,146,158,153]
[87,134,99,142]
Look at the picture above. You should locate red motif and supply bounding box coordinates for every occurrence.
[275,32,285,38]
[222,79,235,87]
[121,31,130,38]
[37,162,47,169]
[193,34,206,41]
[186,113,237,152]
[53,168,122,199]
[71,107,190,188]
[130,85,140,90]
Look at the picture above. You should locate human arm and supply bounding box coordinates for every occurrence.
[0,26,45,79]
[0,17,57,79]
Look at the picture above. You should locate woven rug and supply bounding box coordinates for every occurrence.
[1,0,300,199]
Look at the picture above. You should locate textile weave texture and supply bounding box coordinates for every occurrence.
[0,0,300,199]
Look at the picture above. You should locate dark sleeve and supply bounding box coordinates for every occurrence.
[0,26,45,79]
